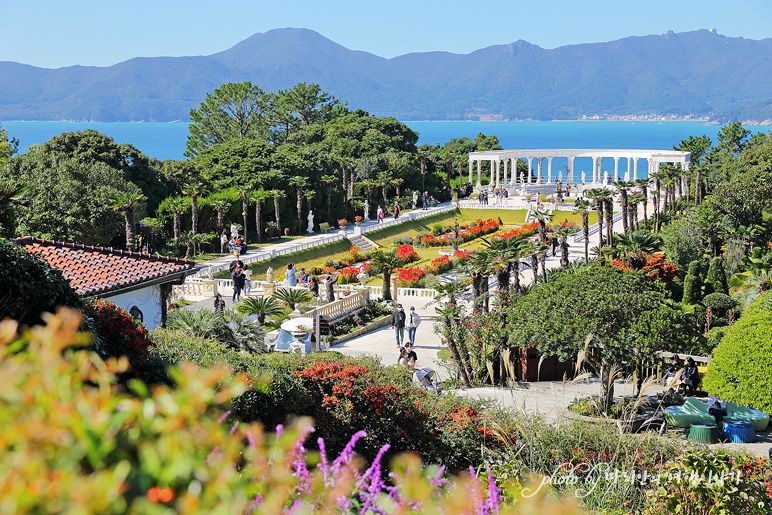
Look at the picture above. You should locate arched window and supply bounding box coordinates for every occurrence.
[129,306,143,322]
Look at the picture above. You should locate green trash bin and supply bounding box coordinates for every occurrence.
[688,421,719,444]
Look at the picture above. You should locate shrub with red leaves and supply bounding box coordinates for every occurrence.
[83,298,152,365]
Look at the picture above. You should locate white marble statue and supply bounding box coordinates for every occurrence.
[412,191,418,210]
[266,267,274,283]
[306,210,314,234]
[363,199,370,220]
[581,170,586,184]
[357,270,369,286]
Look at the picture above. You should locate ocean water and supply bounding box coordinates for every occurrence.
[3,120,767,179]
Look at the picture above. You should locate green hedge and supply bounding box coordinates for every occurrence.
[703,292,772,413]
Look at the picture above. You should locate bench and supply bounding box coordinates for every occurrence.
[319,222,332,234]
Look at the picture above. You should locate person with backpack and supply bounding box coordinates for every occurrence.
[231,266,246,303]
[406,306,422,345]
[393,201,400,219]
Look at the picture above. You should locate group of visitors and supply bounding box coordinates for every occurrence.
[221,230,246,255]
[229,260,251,302]
[391,303,422,369]
[662,355,728,427]
[421,191,439,210]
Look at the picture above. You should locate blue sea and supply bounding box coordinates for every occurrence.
[3,120,768,180]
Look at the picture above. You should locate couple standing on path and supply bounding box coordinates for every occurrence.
[391,304,421,347]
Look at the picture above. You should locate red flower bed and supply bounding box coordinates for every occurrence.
[429,255,453,274]
[494,222,539,240]
[397,266,427,287]
[453,249,473,261]
[396,245,420,263]
[420,219,500,247]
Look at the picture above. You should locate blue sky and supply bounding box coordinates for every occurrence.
[2,0,771,68]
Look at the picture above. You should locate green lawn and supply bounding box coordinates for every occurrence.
[550,211,598,227]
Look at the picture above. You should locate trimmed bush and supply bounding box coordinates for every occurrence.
[681,260,703,304]
[705,256,729,295]
[703,292,737,326]
[0,238,82,326]
[703,292,772,413]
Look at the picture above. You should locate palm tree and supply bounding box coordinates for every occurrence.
[627,193,645,231]
[249,190,270,244]
[108,192,147,251]
[694,166,703,205]
[320,175,338,222]
[209,198,231,236]
[236,297,283,325]
[182,183,205,236]
[166,196,187,254]
[391,178,405,200]
[274,288,313,311]
[613,180,632,234]
[554,226,579,267]
[369,248,404,301]
[480,235,527,296]
[419,154,428,192]
[612,230,662,269]
[377,171,391,207]
[236,185,251,245]
[573,199,592,263]
[661,178,675,214]
[604,195,615,249]
[634,178,650,227]
[430,281,473,387]
[531,208,553,245]
[304,190,316,217]
[289,176,308,232]
[268,189,286,234]
[584,188,607,249]
[0,183,36,238]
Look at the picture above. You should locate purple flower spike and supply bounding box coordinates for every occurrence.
[318,437,330,480]
[275,424,284,439]
[230,421,239,435]
[331,430,367,474]
[358,444,390,514]
[245,493,263,514]
[283,498,302,514]
[218,410,231,424]
[486,467,500,514]
[247,431,256,450]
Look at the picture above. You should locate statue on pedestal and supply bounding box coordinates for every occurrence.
[581,170,586,184]
[306,210,315,234]
[266,267,274,283]
[412,191,418,210]
[363,199,370,220]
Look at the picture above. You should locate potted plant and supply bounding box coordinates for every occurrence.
[354,215,363,226]
[291,324,310,340]
[338,218,348,229]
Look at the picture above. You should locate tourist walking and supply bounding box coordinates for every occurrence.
[422,191,428,210]
[324,272,337,303]
[391,303,406,347]
[220,230,228,254]
[286,263,297,287]
[243,269,252,296]
[377,205,384,223]
[406,306,421,345]
[308,276,319,297]
[483,191,489,205]
[231,266,246,303]
[393,201,400,219]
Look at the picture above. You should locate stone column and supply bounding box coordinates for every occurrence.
[537,158,542,183]
[489,159,495,188]
[495,160,500,188]
[547,157,553,184]
[568,157,575,183]
[591,157,598,183]
[633,158,638,181]
[468,160,473,184]
[613,157,619,183]
[476,160,481,187]
[510,158,516,184]
[527,158,533,184]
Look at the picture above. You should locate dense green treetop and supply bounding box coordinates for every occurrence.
[195,138,277,191]
[674,134,711,167]
[0,151,141,245]
[38,129,173,212]
[0,122,19,166]
[507,265,690,369]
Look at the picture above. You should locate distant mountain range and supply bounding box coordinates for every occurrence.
[2,28,772,123]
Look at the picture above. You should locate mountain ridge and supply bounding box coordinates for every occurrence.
[2,28,771,123]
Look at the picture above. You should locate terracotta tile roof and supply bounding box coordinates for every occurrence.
[15,237,198,297]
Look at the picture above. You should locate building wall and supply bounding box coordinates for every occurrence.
[104,285,163,330]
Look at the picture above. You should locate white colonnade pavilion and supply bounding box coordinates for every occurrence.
[467,149,691,190]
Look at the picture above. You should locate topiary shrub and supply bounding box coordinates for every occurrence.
[703,292,772,413]
[0,239,82,326]
[704,256,729,295]
[681,260,703,304]
[702,292,737,326]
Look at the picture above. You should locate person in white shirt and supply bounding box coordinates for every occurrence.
[708,395,727,426]
[406,306,422,345]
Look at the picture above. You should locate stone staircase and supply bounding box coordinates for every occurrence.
[348,234,379,252]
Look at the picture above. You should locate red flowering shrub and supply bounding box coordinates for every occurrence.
[348,245,369,263]
[420,219,500,247]
[397,266,427,287]
[396,245,420,263]
[643,253,679,282]
[609,259,633,271]
[453,249,473,261]
[337,266,361,284]
[83,298,153,365]
[429,255,453,274]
